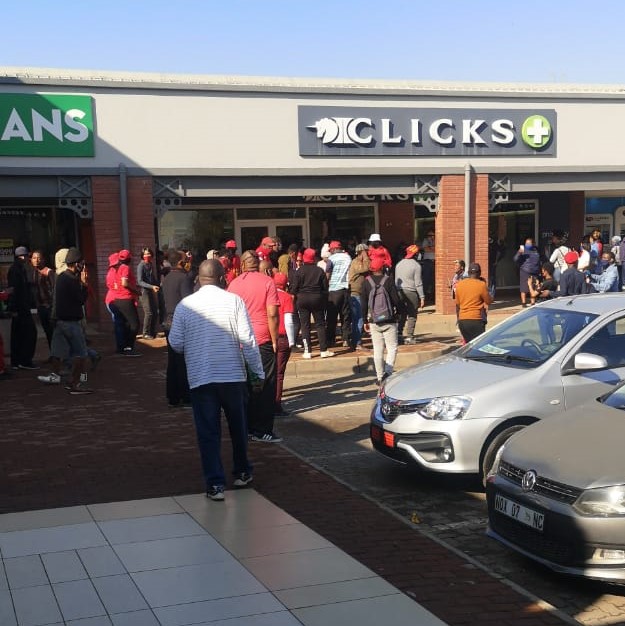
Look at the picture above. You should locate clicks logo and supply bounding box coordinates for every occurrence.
[521,115,552,150]
[308,117,372,145]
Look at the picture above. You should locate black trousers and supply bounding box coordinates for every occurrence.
[247,341,277,436]
[458,319,486,343]
[296,293,328,352]
[10,313,37,367]
[326,288,351,344]
[112,298,139,350]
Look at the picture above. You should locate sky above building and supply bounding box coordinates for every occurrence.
[4,0,625,85]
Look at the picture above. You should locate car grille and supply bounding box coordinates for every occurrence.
[379,397,429,422]
[499,461,583,504]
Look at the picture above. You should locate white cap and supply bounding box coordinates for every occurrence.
[15,246,28,256]
[368,233,381,242]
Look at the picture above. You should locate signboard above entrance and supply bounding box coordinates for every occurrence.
[0,94,94,157]
[299,106,556,157]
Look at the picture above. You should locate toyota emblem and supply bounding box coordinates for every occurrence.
[381,402,392,417]
[521,470,537,492]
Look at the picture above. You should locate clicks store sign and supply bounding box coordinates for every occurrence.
[0,94,94,157]
[298,106,556,157]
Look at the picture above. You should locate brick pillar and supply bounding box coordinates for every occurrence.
[436,173,489,314]
[378,200,414,254]
[91,175,154,329]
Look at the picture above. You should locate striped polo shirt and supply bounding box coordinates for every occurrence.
[168,285,264,389]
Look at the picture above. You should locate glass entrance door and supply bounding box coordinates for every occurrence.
[237,220,308,253]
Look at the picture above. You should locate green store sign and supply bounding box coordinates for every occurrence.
[0,94,94,157]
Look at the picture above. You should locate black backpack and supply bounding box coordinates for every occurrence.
[367,276,393,324]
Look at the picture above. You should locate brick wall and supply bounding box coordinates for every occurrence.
[378,200,414,253]
[437,173,489,314]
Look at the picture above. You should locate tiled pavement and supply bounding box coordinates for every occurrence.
[0,321,571,626]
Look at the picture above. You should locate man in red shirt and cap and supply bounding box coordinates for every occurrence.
[220,240,241,285]
[255,237,275,263]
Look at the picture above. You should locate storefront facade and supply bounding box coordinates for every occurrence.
[0,68,624,318]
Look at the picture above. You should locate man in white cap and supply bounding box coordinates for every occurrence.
[7,246,38,370]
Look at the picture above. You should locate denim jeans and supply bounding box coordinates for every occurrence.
[190,381,252,488]
[350,294,363,346]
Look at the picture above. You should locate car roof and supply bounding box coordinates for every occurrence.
[538,293,625,315]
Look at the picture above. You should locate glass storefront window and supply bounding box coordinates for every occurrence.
[0,206,76,288]
[308,205,375,253]
[236,207,306,220]
[158,208,234,257]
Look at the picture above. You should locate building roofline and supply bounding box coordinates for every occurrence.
[2,66,625,99]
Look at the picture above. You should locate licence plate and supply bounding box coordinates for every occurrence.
[494,493,544,532]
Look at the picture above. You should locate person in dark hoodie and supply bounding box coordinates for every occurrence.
[37,247,93,394]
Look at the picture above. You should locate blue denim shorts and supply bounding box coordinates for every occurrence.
[51,320,88,359]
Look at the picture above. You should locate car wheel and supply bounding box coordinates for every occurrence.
[480,425,527,486]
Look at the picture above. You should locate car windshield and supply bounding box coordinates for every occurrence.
[457,307,598,366]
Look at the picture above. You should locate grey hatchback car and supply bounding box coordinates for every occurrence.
[486,382,625,582]
[371,293,625,481]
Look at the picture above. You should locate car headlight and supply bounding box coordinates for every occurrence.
[418,396,471,421]
[573,485,625,517]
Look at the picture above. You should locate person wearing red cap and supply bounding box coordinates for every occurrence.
[273,272,295,416]
[361,256,402,385]
[290,248,333,359]
[113,250,142,356]
[220,240,241,286]
[325,240,352,348]
[558,250,586,296]
[255,236,275,263]
[394,244,426,344]
[105,252,125,354]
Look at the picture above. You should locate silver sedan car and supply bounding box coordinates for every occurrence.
[371,294,625,481]
[486,382,625,582]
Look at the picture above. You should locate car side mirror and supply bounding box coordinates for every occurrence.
[563,352,608,375]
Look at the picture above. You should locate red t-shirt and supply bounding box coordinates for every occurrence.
[276,288,294,335]
[115,263,137,300]
[105,267,118,305]
[220,254,241,285]
[228,271,280,345]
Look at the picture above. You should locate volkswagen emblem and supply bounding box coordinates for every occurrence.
[521,470,537,492]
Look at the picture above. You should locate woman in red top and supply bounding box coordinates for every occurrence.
[105,252,126,353]
[112,249,141,356]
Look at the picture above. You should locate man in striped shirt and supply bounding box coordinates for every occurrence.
[169,260,264,501]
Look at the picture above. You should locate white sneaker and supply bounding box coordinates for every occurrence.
[38,372,61,385]
[320,350,335,358]
[302,351,312,359]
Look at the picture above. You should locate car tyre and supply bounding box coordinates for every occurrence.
[481,425,527,487]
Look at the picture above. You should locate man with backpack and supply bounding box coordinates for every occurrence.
[361,257,403,386]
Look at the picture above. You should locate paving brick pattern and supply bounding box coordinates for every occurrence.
[1,335,570,625]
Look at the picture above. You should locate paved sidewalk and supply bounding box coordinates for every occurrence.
[0,302,572,626]
[0,490,445,626]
